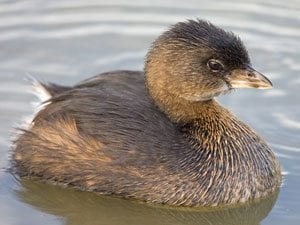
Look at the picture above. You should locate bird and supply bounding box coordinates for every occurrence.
[12,19,281,207]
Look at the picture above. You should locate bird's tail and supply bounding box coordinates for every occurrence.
[25,74,71,101]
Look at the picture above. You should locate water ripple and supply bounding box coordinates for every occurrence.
[273,113,300,130]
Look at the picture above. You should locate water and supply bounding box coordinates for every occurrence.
[0,0,299,224]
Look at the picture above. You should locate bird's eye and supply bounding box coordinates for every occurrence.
[207,59,224,72]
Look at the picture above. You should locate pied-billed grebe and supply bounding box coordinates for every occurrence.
[13,19,281,207]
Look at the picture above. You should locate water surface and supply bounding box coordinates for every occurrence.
[1,0,300,224]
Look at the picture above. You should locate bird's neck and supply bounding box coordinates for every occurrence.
[148,86,229,123]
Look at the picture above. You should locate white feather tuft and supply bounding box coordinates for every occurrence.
[17,73,52,130]
[24,73,51,102]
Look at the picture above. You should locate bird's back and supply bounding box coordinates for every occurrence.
[13,70,193,204]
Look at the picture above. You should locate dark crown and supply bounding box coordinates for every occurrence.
[162,19,250,67]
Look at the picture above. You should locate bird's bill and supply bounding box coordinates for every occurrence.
[228,67,273,89]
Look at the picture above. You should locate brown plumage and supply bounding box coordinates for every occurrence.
[12,19,281,207]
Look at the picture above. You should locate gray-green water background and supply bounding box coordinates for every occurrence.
[0,0,299,224]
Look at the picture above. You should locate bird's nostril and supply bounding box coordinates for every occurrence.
[247,72,255,78]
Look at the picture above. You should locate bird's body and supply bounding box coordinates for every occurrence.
[13,20,281,207]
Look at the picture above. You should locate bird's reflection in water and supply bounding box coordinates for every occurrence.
[16,178,279,225]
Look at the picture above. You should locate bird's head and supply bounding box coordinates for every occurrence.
[145,19,272,106]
